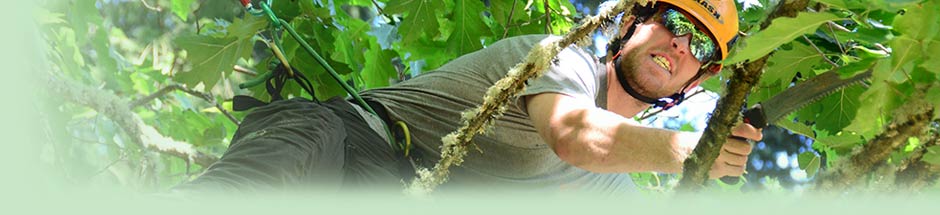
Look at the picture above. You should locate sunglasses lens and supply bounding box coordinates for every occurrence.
[663,9,716,62]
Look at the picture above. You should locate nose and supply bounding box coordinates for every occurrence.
[671,34,693,60]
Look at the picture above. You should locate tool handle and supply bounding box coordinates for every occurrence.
[742,104,768,129]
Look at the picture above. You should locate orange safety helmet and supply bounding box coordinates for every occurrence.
[655,0,740,63]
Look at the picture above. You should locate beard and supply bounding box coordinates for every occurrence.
[614,49,671,99]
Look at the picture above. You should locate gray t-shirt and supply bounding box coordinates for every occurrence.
[360,35,634,194]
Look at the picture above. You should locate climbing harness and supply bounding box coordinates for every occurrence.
[234,0,411,155]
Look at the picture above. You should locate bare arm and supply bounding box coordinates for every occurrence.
[526,92,761,176]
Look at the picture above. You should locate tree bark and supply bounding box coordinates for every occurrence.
[816,105,934,192]
[894,124,940,191]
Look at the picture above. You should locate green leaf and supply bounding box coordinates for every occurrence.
[844,61,902,137]
[777,119,816,139]
[490,0,527,25]
[385,0,444,43]
[905,137,921,152]
[814,85,864,133]
[332,18,370,71]
[816,133,864,153]
[892,0,940,41]
[813,0,853,10]
[175,35,251,87]
[886,35,921,83]
[397,37,455,72]
[67,0,103,45]
[446,0,491,56]
[174,16,267,87]
[726,12,841,64]
[279,17,353,100]
[748,78,786,106]
[762,42,824,87]
[797,152,821,176]
[171,0,195,21]
[361,40,399,89]
[922,39,940,75]
[924,146,940,165]
[927,85,940,118]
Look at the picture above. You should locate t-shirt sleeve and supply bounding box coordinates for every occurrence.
[519,43,603,105]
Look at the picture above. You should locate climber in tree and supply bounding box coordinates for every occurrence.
[176,0,761,194]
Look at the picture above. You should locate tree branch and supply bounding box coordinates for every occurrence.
[544,0,553,34]
[816,101,934,192]
[140,0,162,12]
[130,84,240,125]
[406,0,646,195]
[502,0,518,39]
[676,0,810,192]
[894,130,940,191]
[44,73,219,167]
[802,35,839,67]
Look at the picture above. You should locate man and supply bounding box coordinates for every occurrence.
[176,0,761,195]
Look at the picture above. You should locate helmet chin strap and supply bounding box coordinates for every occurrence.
[612,51,699,110]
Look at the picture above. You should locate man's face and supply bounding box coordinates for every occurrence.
[615,10,711,98]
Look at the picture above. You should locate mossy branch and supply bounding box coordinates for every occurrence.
[675,56,767,192]
[405,0,648,195]
[44,72,219,167]
[894,130,940,191]
[675,0,809,192]
[815,101,934,192]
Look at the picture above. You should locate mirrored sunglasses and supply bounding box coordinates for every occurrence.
[661,8,718,63]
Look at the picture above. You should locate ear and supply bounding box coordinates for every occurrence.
[706,64,722,74]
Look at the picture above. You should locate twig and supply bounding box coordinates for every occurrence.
[130,84,240,125]
[93,152,127,178]
[234,65,259,76]
[503,14,548,29]
[826,22,847,53]
[639,89,706,121]
[140,0,162,12]
[803,35,839,67]
[502,0,518,39]
[371,0,385,15]
[544,0,553,34]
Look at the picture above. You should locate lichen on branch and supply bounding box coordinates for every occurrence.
[44,72,219,167]
[405,0,648,195]
[895,130,940,191]
[815,100,934,192]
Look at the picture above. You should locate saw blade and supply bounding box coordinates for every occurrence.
[758,68,873,126]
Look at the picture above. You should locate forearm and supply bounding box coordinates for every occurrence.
[552,107,698,173]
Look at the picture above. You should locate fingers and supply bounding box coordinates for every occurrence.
[722,138,753,156]
[708,158,747,179]
[731,123,763,141]
[719,145,749,167]
[708,140,751,179]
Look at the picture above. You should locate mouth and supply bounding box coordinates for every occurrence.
[651,54,672,74]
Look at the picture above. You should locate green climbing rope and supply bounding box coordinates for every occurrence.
[239,0,400,151]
